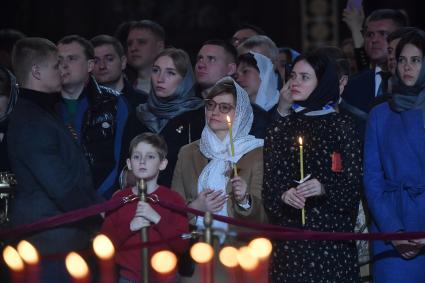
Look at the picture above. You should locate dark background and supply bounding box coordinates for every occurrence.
[0,0,423,56]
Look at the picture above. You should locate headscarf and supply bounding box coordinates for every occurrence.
[389,58,425,126]
[0,67,18,129]
[251,51,280,111]
[196,77,263,231]
[136,67,204,133]
[295,59,340,113]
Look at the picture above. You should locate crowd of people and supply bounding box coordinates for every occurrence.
[1,6,425,283]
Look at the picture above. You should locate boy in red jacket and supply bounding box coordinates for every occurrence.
[101,133,189,282]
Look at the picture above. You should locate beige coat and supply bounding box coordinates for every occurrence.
[171,140,267,229]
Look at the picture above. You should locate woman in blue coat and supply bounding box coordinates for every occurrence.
[364,28,425,283]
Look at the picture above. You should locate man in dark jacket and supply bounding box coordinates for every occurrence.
[90,34,147,110]
[8,37,103,282]
[57,35,129,198]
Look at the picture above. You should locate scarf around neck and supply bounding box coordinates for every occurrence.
[196,77,264,232]
[389,59,425,126]
[136,68,204,133]
[297,61,340,112]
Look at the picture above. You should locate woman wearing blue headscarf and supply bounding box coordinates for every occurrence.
[364,28,425,283]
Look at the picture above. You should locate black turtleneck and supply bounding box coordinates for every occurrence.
[19,88,60,114]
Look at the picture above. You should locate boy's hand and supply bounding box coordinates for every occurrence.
[130,216,150,231]
[129,200,162,231]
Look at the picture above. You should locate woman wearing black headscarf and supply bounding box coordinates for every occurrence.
[120,48,204,187]
[0,66,18,171]
[364,28,425,283]
[263,53,362,282]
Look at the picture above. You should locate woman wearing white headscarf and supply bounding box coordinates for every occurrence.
[172,77,266,231]
[236,51,280,138]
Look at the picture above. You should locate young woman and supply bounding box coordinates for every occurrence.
[121,48,204,187]
[263,53,362,282]
[364,28,425,283]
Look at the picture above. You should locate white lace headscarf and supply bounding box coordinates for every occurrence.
[196,77,264,231]
[252,51,280,111]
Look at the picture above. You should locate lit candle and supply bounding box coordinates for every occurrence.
[17,240,40,283]
[298,137,305,226]
[226,115,238,176]
[219,246,239,283]
[151,250,177,283]
[93,234,115,283]
[2,245,25,283]
[65,252,90,283]
[249,238,272,283]
[191,242,214,283]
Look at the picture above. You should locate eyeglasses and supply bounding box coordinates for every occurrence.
[204,99,235,114]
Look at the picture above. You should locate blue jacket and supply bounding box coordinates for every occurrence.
[364,102,425,282]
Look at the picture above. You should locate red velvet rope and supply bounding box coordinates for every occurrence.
[0,196,125,239]
[1,194,425,242]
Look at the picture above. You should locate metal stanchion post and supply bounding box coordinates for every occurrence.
[138,179,149,283]
[204,211,213,283]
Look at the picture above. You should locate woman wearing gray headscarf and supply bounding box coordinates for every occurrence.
[0,66,18,171]
[120,48,204,187]
[364,28,425,283]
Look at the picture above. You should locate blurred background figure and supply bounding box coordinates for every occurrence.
[0,66,18,172]
[0,29,26,70]
[231,23,265,48]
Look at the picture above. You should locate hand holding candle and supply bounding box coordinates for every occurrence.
[226,115,238,177]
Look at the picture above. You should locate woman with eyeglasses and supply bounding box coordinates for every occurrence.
[364,29,425,283]
[120,48,204,188]
[172,77,266,231]
[263,52,362,282]
[172,78,265,282]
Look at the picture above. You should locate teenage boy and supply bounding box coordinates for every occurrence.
[8,37,102,282]
[101,133,189,282]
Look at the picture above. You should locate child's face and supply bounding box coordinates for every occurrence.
[126,142,167,181]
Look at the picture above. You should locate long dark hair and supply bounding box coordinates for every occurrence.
[395,28,425,60]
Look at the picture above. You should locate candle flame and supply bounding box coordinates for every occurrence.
[219,246,239,268]
[93,234,115,260]
[226,115,231,124]
[151,250,177,274]
[249,237,273,260]
[237,246,259,271]
[17,240,39,264]
[65,252,89,279]
[3,245,24,271]
[190,242,214,263]
[298,137,303,145]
